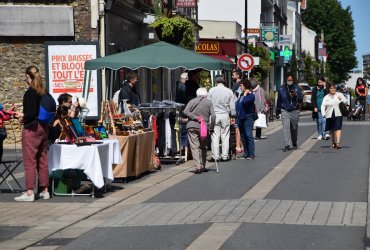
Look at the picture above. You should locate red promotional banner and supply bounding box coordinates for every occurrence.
[176,0,196,8]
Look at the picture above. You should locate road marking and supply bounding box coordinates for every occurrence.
[241,131,318,200]
[185,223,241,250]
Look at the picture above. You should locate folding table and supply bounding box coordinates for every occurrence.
[0,158,23,192]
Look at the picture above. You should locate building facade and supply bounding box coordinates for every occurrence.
[0,0,153,142]
[363,54,370,78]
[301,24,317,58]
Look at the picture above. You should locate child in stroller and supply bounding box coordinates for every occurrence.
[348,98,366,120]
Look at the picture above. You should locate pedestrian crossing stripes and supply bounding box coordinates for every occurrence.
[101,199,366,227]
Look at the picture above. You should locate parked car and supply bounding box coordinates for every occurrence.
[298,83,312,110]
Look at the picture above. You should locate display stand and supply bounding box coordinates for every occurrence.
[138,101,186,165]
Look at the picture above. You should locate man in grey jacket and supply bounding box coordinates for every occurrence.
[184,88,215,174]
[207,75,236,161]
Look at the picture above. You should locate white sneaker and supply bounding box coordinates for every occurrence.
[324,134,330,140]
[39,191,50,200]
[15,192,35,202]
[317,135,322,140]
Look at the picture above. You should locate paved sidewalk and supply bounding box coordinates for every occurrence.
[6,112,367,250]
[0,118,283,249]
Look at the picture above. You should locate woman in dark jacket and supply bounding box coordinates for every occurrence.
[235,79,256,160]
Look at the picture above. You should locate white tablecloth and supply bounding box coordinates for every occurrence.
[100,139,123,166]
[48,141,121,188]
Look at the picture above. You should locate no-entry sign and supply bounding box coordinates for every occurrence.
[237,53,254,71]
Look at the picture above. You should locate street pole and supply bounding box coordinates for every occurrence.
[99,0,106,100]
[244,0,248,53]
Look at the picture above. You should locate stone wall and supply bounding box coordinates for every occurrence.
[0,0,98,144]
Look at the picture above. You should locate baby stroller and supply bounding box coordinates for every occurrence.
[348,97,366,121]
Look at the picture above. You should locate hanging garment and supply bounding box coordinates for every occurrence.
[165,117,172,154]
[174,119,180,151]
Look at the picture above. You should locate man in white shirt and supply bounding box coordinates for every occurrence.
[208,75,236,161]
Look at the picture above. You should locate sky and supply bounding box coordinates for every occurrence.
[198,0,369,70]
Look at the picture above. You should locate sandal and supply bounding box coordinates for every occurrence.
[336,143,341,149]
[331,143,337,149]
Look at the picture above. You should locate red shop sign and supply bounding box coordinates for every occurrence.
[176,0,197,8]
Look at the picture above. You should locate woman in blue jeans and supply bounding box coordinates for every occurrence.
[235,79,256,160]
[312,77,329,140]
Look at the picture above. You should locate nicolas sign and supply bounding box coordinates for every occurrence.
[196,41,220,54]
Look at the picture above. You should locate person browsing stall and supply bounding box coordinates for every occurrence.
[14,66,50,201]
[184,88,215,174]
[231,70,243,153]
[251,78,268,140]
[235,79,256,160]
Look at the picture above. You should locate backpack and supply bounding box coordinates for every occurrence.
[38,92,57,125]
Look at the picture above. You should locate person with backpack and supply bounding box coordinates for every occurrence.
[14,66,51,201]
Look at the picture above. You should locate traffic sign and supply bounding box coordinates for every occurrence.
[237,54,254,71]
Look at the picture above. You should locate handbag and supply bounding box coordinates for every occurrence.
[254,112,267,128]
[339,102,349,117]
[0,127,7,140]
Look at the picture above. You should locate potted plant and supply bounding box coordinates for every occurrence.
[149,1,195,50]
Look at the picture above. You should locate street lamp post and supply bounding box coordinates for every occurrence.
[244,0,248,53]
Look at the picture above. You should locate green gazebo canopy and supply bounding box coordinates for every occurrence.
[85,41,233,71]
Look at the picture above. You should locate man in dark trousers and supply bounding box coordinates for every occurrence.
[119,72,141,107]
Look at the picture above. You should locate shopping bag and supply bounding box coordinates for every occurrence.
[254,112,267,128]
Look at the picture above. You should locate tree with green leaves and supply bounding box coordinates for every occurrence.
[248,44,271,82]
[302,51,319,85]
[302,0,357,83]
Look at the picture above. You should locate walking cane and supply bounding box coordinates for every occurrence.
[214,156,220,173]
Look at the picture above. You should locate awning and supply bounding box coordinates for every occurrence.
[206,54,235,64]
[85,41,233,71]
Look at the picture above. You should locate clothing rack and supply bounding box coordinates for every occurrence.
[138,101,186,165]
